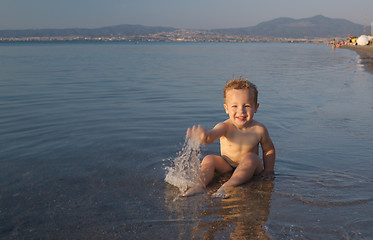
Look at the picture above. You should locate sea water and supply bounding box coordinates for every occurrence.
[1,42,372,239]
[165,137,202,193]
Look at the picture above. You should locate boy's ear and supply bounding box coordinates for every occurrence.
[224,104,228,114]
[254,103,260,113]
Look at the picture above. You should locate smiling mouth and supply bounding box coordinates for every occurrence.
[236,116,247,121]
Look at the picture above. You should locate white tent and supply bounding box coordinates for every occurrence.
[356,35,373,46]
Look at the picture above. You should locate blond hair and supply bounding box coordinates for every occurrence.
[223,77,258,104]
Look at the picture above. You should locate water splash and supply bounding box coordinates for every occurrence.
[165,137,202,193]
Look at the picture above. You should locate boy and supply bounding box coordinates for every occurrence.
[183,77,275,198]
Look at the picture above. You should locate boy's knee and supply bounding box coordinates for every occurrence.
[202,155,216,166]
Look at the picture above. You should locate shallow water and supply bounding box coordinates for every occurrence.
[0,42,372,239]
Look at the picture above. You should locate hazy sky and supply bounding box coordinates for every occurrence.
[1,0,372,30]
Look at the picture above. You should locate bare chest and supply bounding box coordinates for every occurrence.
[220,130,261,153]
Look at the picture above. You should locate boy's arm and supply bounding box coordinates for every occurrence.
[260,126,276,178]
[204,122,228,144]
[187,122,227,145]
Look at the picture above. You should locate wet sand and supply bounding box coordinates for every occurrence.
[341,45,373,73]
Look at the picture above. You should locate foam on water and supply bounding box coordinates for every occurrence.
[164,137,202,193]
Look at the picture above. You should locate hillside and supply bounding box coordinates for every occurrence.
[212,15,368,38]
[0,25,177,38]
[0,15,369,40]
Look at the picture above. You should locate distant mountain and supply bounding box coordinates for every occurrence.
[0,24,177,38]
[213,15,368,38]
[0,15,369,39]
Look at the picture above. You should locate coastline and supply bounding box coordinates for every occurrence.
[341,45,373,73]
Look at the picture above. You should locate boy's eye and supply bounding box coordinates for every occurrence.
[231,105,237,108]
[245,105,251,108]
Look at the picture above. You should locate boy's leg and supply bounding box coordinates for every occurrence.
[182,155,232,197]
[200,155,234,186]
[213,153,263,198]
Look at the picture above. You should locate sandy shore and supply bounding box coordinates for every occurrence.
[341,45,373,73]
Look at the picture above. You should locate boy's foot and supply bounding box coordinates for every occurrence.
[211,186,231,199]
[181,185,205,197]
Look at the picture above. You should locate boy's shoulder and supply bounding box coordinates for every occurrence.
[249,120,269,134]
[250,119,266,128]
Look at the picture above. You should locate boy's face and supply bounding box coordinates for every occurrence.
[224,89,259,128]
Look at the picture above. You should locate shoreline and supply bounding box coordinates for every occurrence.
[341,45,373,74]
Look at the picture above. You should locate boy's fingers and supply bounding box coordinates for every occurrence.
[260,171,275,180]
[186,128,191,137]
[197,125,202,134]
[186,125,205,143]
[186,126,198,138]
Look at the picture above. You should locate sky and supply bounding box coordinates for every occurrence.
[0,0,372,30]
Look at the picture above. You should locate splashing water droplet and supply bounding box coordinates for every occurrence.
[165,137,202,193]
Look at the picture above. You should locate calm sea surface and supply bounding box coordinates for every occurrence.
[0,42,372,239]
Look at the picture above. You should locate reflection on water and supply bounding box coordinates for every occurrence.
[164,176,274,239]
[198,180,274,240]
